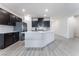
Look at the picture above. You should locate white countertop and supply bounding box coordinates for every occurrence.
[0,31,19,34]
[21,31,53,33]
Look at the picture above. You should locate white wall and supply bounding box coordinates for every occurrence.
[23,15,32,31]
[0,25,14,33]
[73,17,79,38]
[66,16,76,38]
[53,16,78,39]
[53,18,68,38]
[50,17,54,32]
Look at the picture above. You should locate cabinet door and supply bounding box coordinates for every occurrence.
[13,32,19,43]
[9,15,16,26]
[0,13,10,25]
[44,21,50,27]
[0,8,10,25]
[4,33,13,48]
[0,34,4,49]
[32,21,38,27]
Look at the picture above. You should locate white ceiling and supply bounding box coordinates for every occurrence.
[1,3,79,18]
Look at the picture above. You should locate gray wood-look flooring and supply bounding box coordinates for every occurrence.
[0,35,79,56]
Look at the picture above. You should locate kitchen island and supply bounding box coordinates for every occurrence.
[23,31,54,48]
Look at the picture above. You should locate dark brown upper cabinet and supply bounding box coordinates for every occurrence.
[0,8,10,25]
[0,8,22,26]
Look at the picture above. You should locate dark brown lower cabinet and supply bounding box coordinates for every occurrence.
[0,32,19,49]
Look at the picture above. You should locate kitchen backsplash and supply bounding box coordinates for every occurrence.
[0,25,14,33]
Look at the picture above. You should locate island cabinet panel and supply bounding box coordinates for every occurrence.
[0,32,19,49]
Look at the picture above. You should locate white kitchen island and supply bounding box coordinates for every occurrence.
[23,31,54,48]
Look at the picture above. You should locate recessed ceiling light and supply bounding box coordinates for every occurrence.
[22,9,26,12]
[44,14,46,17]
[45,8,48,12]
